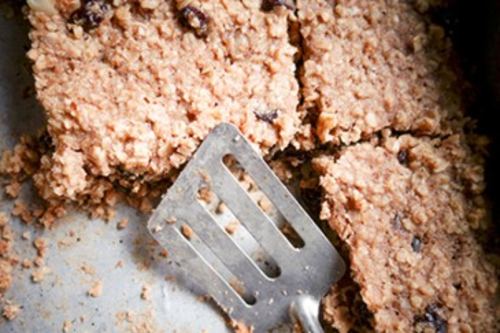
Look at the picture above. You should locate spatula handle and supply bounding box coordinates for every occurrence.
[289,295,324,333]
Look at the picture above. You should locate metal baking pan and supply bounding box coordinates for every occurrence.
[1,1,499,332]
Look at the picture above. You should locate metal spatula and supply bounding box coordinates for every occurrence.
[147,123,345,332]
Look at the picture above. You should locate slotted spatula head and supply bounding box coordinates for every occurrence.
[147,123,345,332]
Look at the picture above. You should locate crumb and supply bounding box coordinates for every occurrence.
[11,200,32,224]
[31,266,50,283]
[229,279,246,296]
[62,320,72,333]
[33,256,44,267]
[151,224,163,233]
[0,213,7,226]
[140,285,151,300]
[165,217,176,225]
[197,187,214,204]
[198,170,211,185]
[88,280,103,297]
[5,180,22,198]
[21,231,31,240]
[257,197,273,214]
[80,262,95,275]
[158,249,169,258]
[33,237,47,257]
[115,309,159,333]
[116,218,128,230]
[231,320,254,333]
[115,260,124,268]
[215,202,227,214]
[196,295,210,302]
[224,220,240,235]
[21,258,32,269]
[0,259,13,292]
[181,224,193,239]
[2,303,21,320]
[57,236,75,248]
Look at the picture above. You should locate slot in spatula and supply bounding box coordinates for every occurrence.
[147,123,345,332]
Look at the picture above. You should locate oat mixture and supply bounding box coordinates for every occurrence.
[314,134,497,332]
[27,0,299,202]
[298,0,464,145]
[0,0,498,332]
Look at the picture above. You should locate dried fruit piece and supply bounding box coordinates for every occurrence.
[69,0,111,32]
[414,304,447,333]
[179,5,209,38]
[397,150,409,165]
[262,0,295,12]
[254,110,279,124]
[411,235,422,253]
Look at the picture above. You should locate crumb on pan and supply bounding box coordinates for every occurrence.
[88,280,103,298]
[62,320,72,333]
[224,220,239,235]
[140,284,151,301]
[31,266,51,283]
[2,303,21,321]
[116,218,129,230]
[181,224,193,239]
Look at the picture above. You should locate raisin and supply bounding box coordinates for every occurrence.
[254,109,279,123]
[411,235,422,252]
[69,0,111,31]
[397,150,409,165]
[179,6,209,38]
[262,0,295,12]
[414,305,448,333]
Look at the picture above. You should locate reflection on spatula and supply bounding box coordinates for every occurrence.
[147,123,345,332]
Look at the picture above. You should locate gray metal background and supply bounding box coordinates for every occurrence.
[0,12,233,333]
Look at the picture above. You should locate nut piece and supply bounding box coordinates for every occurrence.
[27,0,57,15]
[179,5,209,38]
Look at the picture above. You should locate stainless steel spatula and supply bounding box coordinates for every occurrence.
[147,123,345,332]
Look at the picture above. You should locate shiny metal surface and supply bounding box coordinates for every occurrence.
[147,124,345,332]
